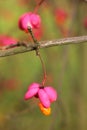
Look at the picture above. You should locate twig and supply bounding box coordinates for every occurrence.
[0,35,87,57]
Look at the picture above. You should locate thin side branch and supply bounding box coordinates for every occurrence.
[0,35,87,57]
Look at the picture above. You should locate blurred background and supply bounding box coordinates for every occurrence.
[0,0,87,130]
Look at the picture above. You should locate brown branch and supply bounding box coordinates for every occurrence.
[0,35,87,57]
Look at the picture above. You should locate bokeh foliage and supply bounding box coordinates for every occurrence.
[0,0,87,130]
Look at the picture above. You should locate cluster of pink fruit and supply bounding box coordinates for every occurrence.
[1,8,87,115]
[24,82,57,115]
[0,8,87,46]
[0,12,42,47]
[18,12,58,115]
[0,11,58,115]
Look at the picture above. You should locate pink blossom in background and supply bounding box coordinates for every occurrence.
[33,27,43,40]
[18,12,41,31]
[55,8,68,26]
[17,0,30,6]
[0,35,17,46]
[83,17,87,29]
[24,82,57,108]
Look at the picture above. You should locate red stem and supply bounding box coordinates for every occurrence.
[34,0,45,13]
[36,51,47,86]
